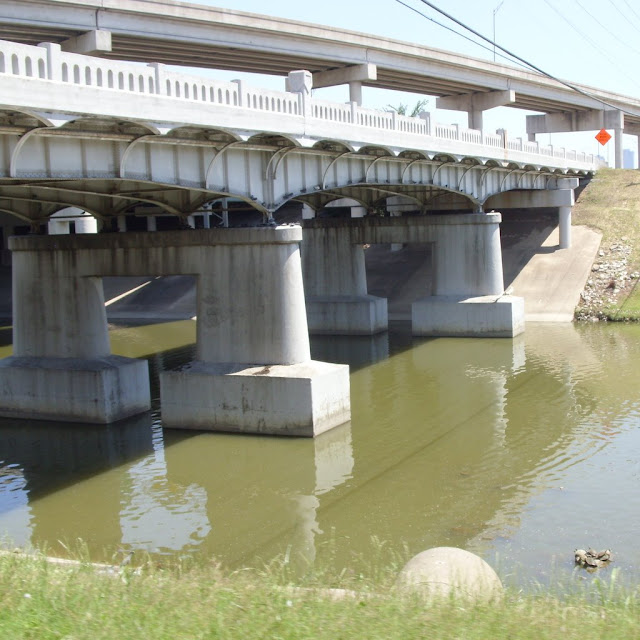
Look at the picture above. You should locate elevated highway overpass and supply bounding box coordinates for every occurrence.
[1,0,640,166]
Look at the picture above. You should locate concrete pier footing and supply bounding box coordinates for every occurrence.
[412,295,525,338]
[160,360,350,436]
[305,295,388,335]
[0,355,150,423]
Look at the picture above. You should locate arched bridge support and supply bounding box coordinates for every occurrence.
[302,214,524,338]
[0,227,350,436]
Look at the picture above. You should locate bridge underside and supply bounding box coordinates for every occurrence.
[0,111,582,229]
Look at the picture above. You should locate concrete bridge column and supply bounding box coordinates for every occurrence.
[301,225,388,334]
[0,228,350,436]
[412,213,524,337]
[614,126,624,169]
[0,245,151,422]
[558,206,572,249]
[160,226,351,436]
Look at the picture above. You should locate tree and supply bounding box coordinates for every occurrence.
[386,98,429,118]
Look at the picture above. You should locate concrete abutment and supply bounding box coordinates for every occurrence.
[0,227,350,436]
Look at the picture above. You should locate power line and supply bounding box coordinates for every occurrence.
[574,0,640,57]
[621,0,640,27]
[392,0,529,69]
[410,0,640,118]
[607,0,637,24]
[543,0,640,92]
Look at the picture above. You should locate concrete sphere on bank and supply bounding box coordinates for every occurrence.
[397,547,503,602]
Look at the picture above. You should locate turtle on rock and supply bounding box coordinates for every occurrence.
[574,548,612,569]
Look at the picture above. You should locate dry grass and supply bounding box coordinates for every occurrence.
[573,168,640,319]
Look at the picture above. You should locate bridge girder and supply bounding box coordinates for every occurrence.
[0,117,572,223]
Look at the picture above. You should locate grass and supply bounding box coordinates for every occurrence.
[1,550,640,640]
[573,168,640,320]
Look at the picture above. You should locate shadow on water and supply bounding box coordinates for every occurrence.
[0,414,155,500]
[0,326,13,347]
[310,321,435,372]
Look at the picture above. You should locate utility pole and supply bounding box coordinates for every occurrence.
[493,1,504,62]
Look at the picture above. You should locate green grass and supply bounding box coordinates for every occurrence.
[573,168,640,320]
[1,551,640,640]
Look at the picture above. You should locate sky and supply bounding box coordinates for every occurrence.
[173,0,640,165]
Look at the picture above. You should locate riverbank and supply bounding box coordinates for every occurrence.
[573,168,640,321]
[1,550,638,640]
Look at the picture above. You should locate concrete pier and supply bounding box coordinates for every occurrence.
[0,227,350,435]
[302,226,388,335]
[303,215,524,338]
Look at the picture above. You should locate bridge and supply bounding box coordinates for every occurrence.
[1,0,639,167]
[0,5,605,437]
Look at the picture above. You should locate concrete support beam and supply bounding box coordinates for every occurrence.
[526,109,623,135]
[614,126,624,169]
[302,215,523,337]
[485,188,574,209]
[312,63,377,89]
[486,189,575,248]
[75,214,97,234]
[0,246,150,422]
[625,125,640,168]
[1,229,350,436]
[436,90,515,130]
[349,81,363,106]
[412,213,522,337]
[624,125,640,168]
[559,206,572,249]
[59,30,112,55]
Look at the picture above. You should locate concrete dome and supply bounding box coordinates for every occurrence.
[397,547,503,602]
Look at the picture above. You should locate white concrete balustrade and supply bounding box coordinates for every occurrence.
[0,39,601,172]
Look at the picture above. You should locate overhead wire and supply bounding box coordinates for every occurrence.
[401,0,640,118]
[392,0,530,70]
[607,0,637,24]
[575,0,640,55]
[620,0,640,28]
[544,0,640,91]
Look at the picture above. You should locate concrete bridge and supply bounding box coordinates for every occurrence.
[0,27,600,436]
[2,0,640,166]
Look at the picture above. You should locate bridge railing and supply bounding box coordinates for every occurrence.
[311,99,352,123]
[0,39,602,171]
[0,40,48,78]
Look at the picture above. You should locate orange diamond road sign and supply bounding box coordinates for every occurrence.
[595,129,612,145]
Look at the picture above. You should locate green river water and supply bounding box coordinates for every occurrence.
[0,320,639,590]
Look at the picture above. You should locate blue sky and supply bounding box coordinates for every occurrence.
[178,0,640,164]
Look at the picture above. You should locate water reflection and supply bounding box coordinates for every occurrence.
[120,424,211,553]
[158,421,354,570]
[0,413,154,551]
[0,321,638,590]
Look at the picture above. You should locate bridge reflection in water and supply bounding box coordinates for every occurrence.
[1,322,639,589]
